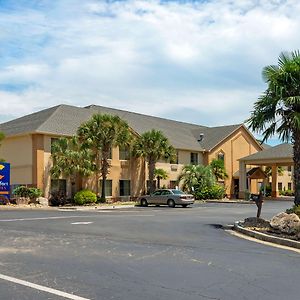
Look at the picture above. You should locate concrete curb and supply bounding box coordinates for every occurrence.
[234,221,300,250]
[58,204,135,211]
[205,200,254,204]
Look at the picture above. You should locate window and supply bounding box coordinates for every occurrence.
[288,182,292,190]
[152,190,162,196]
[169,181,177,189]
[171,189,184,195]
[190,152,198,165]
[120,180,131,196]
[278,182,283,191]
[51,138,59,154]
[161,190,171,195]
[217,152,225,161]
[99,180,112,197]
[288,166,292,172]
[119,146,130,160]
[50,179,66,195]
[171,151,179,164]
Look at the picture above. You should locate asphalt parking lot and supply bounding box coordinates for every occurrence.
[0,201,298,300]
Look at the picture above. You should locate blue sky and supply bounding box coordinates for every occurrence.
[0,0,299,145]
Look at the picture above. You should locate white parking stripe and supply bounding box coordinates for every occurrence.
[0,216,92,222]
[71,222,93,225]
[0,273,90,300]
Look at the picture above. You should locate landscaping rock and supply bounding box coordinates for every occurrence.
[270,212,288,229]
[270,212,300,235]
[37,197,49,206]
[15,197,30,205]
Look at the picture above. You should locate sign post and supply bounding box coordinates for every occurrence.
[0,162,10,202]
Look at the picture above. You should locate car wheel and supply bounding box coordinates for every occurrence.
[182,204,188,208]
[141,198,148,207]
[167,199,175,208]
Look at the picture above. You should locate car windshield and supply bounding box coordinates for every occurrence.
[171,189,185,195]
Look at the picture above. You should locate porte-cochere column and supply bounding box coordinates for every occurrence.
[239,160,247,199]
[271,165,279,198]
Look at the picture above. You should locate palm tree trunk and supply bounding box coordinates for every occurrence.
[100,149,110,202]
[148,160,156,194]
[157,176,160,189]
[101,174,106,202]
[95,151,101,196]
[294,130,300,205]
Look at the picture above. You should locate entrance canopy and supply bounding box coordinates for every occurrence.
[238,143,293,198]
[239,143,293,166]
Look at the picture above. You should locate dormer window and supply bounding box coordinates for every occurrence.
[217,151,225,161]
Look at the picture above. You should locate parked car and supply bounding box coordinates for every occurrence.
[139,189,194,208]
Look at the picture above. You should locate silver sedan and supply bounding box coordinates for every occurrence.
[139,189,194,208]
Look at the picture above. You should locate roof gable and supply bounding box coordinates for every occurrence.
[240,143,293,161]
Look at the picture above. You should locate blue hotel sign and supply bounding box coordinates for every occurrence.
[0,163,10,200]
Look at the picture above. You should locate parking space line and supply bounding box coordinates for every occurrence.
[0,273,90,300]
[0,216,92,222]
[71,222,93,225]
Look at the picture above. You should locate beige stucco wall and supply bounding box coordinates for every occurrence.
[275,167,294,191]
[207,127,262,197]
[43,135,53,197]
[0,135,33,185]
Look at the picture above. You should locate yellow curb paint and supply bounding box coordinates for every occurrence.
[227,230,300,254]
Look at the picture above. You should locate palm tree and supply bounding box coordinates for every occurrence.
[178,165,200,194]
[265,166,284,177]
[247,50,300,205]
[78,114,132,201]
[51,136,93,194]
[178,164,215,194]
[0,131,5,162]
[133,129,176,194]
[210,159,228,181]
[154,168,168,189]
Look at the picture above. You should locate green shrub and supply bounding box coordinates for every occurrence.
[286,205,300,217]
[74,190,97,205]
[244,190,250,201]
[13,186,42,199]
[265,185,272,197]
[28,188,42,199]
[97,196,106,203]
[194,184,225,200]
[280,189,294,196]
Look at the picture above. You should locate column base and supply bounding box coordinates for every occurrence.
[271,191,280,198]
[238,191,245,199]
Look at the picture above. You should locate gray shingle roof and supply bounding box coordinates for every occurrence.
[0,104,246,152]
[240,143,293,161]
[191,124,242,151]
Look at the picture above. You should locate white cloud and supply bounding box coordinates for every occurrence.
[0,0,300,138]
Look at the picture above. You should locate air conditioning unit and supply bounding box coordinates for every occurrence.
[171,165,178,171]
